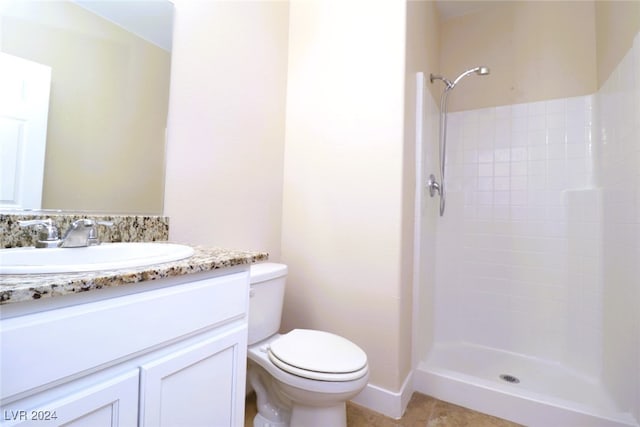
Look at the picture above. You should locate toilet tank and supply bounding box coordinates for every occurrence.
[248,263,287,345]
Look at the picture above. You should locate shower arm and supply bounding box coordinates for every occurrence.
[430,74,453,89]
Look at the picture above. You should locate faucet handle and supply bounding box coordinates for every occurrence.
[19,219,60,248]
[87,220,114,244]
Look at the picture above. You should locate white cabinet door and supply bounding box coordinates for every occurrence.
[1,370,138,427]
[139,325,247,427]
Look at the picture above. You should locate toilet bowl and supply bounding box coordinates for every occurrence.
[247,263,369,427]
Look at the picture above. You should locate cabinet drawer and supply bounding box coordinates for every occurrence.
[0,271,248,401]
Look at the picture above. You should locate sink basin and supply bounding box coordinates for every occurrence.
[0,243,195,275]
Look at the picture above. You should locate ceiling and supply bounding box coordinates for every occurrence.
[72,0,174,51]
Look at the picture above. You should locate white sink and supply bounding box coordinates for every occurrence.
[0,243,195,275]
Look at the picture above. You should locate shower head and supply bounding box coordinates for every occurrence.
[430,66,490,90]
[451,65,490,87]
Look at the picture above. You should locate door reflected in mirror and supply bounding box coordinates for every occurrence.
[0,0,173,214]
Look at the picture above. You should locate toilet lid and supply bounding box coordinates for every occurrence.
[268,329,367,380]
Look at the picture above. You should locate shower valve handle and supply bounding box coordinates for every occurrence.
[427,174,441,197]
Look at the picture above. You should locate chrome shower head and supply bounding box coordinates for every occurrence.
[430,66,490,90]
[451,65,490,87]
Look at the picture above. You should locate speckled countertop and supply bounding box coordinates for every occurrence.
[0,246,268,305]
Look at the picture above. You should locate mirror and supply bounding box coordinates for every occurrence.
[0,0,173,214]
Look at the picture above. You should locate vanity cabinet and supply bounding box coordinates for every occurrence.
[0,269,249,427]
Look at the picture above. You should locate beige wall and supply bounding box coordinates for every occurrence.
[439,1,597,112]
[596,0,640,87]
[164,0,435,396]
[164,0,289,260]
[1,1,169,213]
[281,0,408,392]
[411,1,441,104]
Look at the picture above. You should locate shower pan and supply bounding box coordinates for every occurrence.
[428,66,489,216]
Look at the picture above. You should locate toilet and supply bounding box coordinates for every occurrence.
[247,263,369,427]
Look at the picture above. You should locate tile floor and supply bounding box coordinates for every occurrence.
[245,392,523,427]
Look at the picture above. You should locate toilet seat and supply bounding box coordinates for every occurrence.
[268,329,368,382]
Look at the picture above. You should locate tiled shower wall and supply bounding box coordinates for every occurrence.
[433,93,597,369]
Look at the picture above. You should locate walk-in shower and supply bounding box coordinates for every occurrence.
[413,43,640,426]
[427,66,490,216]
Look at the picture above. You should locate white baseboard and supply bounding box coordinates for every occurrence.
[350,371,414,419]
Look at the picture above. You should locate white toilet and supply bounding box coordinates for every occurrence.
[247,263,369,427]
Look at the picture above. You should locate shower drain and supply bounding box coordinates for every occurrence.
[499,374,520,384]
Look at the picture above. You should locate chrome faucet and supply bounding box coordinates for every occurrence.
[59,219,114,248]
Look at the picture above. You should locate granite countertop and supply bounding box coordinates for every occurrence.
[0,246,268,305]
